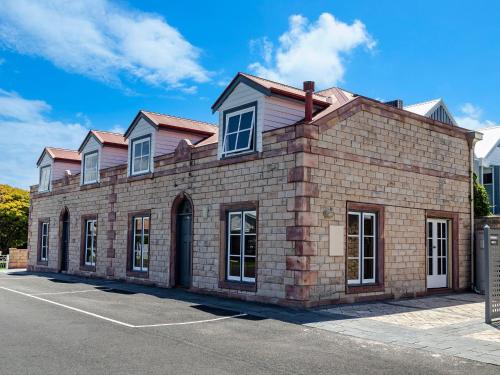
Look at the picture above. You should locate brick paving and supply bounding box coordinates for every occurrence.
[307,293,500,366]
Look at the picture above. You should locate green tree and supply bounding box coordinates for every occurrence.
[0,185,29,252]
[473,174,492,217]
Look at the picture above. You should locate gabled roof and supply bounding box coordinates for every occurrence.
[78,130,128,153]
[211,72,331,112]
[404,98,457,125]
[125,110,217,139]
[37,147,81,166]
[474,126,500,160]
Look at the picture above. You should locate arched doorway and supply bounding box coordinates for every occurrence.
[171,194,193,288]
[59,208,70,272]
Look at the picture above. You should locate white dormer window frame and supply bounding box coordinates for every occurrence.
[221,102,257,157]
[130,135,151,176]
[39,165,51,192]
[82,151,99,185]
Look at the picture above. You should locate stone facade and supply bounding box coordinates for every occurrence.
[28,97,475,307]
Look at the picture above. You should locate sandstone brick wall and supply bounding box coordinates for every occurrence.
[27,99,473,306]
[28,126,296,304]
[298,102,472,305]
[8,248,28,269]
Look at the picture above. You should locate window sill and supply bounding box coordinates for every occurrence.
[80,265,96,272]
[80,182,100,190]
[345,283,384,294]
[219,280,257,292]
[127,172,153,182]
[126,270,149,278]
[37,260,48,266]
[218,151,260,165]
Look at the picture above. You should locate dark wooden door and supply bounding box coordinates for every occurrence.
[61,212,69,272]
[175,200,192,287]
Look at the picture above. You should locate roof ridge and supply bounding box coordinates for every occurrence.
[141,110,217,127]
[239,72,307,93]
[47,146,79,152]
[92,130,125,136]
[404,98,441,108]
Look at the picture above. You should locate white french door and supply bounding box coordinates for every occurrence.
[426,219,449,289]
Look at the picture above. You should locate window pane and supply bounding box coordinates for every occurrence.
[244,212,256,233]
[230,214,241,234]
[236,130,251,150]
[347,259,359,281]
[229,256,240,277]
[239,111,253,130]
[348,214,359,235]
[142,140,150,156]
[135,218,142,233]
[363,215,374,236]
[134,142,142,157]
[244,235,256,256]
[363,258,374,280]
[244,257,255,279]
[133,158,141,173]
[225,133,237,152]
[227,115,240,133]
[229,235,240,255]
[140,156,149,172]
[347,237,359,258]
[364,237,374,258]
[143,217,150,234]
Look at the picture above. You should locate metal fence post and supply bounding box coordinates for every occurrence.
[484,225,491,324]
[6,255,8,270]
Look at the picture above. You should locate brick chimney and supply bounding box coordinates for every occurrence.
[303,81,315,122]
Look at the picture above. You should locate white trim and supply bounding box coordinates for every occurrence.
[40,222,49,261]
[84,219,97,266]
[221,107,255,156]
[347,211,377,285]
[132,216,149,272]
[38,165,51,192]
[426,219,449,289]
[82,152,99,185]
[131,137,151,176]
[226,210,256,283]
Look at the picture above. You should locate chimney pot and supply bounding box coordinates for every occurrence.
[303,81,315,122]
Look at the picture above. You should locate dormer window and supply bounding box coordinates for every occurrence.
[131,136,151,175]
[39,165,51,192]
[222,104,256,157]
[83,151,99,184]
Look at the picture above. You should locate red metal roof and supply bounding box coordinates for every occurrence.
[91,130,128,147]
[37,147,81,166]
[141,111,217,136]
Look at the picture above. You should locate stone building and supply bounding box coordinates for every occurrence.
[28,73,481,306]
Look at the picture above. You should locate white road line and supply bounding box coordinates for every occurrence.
[134,314,247,328]
[0,286,247,328]
[31,288,112,296]
[0,286,134,328]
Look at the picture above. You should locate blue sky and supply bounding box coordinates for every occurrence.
[0,0,499,188]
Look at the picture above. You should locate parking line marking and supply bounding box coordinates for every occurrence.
[0,286,248,328]
[32,288,112,296]
[0,286,134,328]
[134,314,247,328]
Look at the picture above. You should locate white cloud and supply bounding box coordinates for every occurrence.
[0,0,210,91]
[455,103,496,130]
[249,13,375,88]
[109,125,126,134]
[0,89,88,189]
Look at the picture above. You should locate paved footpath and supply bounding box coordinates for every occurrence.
[309,293,500,366]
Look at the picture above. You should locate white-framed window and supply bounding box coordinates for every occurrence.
[84,219,97,266]
[83,152,99,184]
[39,166,51,192]
[39,222,49,261]
[227,210,256,283]
[132,216,149,272]
[222,107,255,156]
[347,211,376,285]
[131,137,151,175]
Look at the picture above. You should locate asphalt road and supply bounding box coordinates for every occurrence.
[0,271,497,375]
